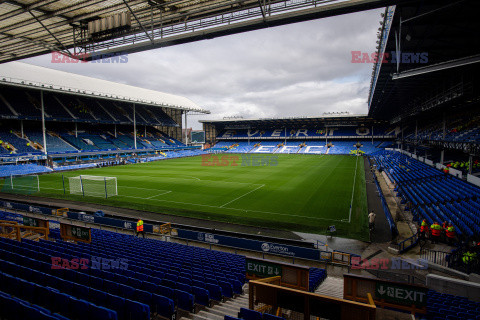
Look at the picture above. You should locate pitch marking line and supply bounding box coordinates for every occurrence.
[347,156,359,223]
[118,174,262,186]
[219,184,265,208]
[37,185,342,222]
[146,191,172,199]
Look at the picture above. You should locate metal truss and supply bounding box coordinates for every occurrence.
[404,138,480,156]
[0,0,407,63]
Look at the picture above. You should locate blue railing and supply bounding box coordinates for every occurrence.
[369,158,398,239]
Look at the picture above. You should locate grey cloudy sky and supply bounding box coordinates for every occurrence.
[23,7,384,129]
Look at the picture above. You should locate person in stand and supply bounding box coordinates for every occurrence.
[430,221,442,244]
[445,223,456,246]
[442,221,449,241]
[442,220,448,230]
[462,250,477,273]
[136,219,145,238]
[368,210,376,231]
[419,219,429,240]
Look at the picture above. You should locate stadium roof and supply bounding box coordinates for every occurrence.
[0,62,209,113]
[368,0,480,122]
[0,0,422,64]
[200,114,389,128]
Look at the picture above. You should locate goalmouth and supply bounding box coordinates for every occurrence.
[68,175,117,198]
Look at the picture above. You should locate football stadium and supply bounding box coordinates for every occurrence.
[1,1,480,320]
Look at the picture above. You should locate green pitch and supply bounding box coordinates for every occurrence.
[9,154,369,240]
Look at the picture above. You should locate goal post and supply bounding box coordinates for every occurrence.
[68,175,117,198]
[0,174,39,194]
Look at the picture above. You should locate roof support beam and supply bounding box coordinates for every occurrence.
[122,0,154,44]
[27,9,73,57]
[0,32,59,51]
[258,0,266,21]
[0,0,58,21]
[392,54,480,80]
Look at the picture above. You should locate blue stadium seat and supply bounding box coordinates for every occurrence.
[206,283,223,301]
[192,286,211,307]
[238,308,263,320]
[174,289,195,312]
[124,299,150,320]
[264,314,286,320]
[151,294,175,319]
[157,285,174,300]
[89,304,118,320]
[106,294,125,320]
[219,280,234,298]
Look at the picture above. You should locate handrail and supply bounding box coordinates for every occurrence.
[367,293,375,306]
[368,157,398,238]
[254,276,282,284]
[396,232,419,253]
[0,223,49,241]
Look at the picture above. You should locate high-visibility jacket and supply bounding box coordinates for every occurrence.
[431,223,442,237]
[420,220,429,233]
[136,220,144,232]
[462,251,477,265]
[446,226,455,238]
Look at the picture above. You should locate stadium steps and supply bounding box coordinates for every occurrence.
[314,277,343,299]
[181,287,248,320]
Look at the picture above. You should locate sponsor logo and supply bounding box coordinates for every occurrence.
[261,243,294,256]
[204,233,219,244]
[79,214,95,223]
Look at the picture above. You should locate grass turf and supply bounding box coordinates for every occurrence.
[2,154,369,240]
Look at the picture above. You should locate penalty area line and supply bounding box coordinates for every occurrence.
[146,191,172,199]
[219,184,265,208]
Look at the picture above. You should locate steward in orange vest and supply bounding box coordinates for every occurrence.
[430,222,442,244]
[445,224,455,245]
[136,219,145,238]
[419,219,429,239]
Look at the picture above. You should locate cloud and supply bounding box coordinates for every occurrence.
[22,7,384,129]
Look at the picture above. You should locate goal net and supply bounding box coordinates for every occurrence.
[69,175,117,198]
[1,175,39,194]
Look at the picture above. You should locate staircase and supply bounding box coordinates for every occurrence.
[314,277,344,299]
[181,287,249,320]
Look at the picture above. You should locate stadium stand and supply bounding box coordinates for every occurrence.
[210,138,385,155]
[424,290,480,320]
[215,127,395,140]
[26,131,78,153]
[372,150,480,238]
[0,164,51,178]
[328,141,357,155]
[0,227,246,320]
[0,129,40,154]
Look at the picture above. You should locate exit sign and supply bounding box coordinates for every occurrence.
[246,258,282,278]
[375,281,427,307]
